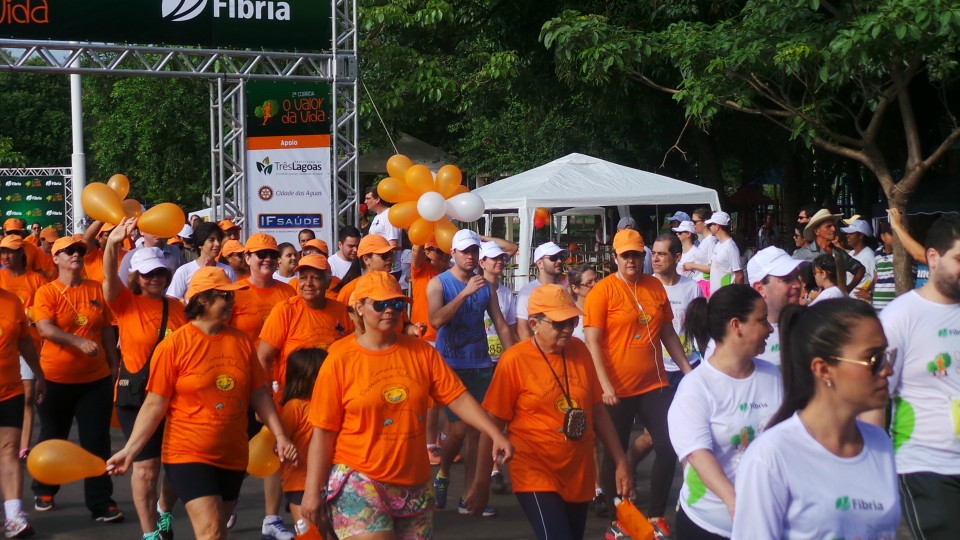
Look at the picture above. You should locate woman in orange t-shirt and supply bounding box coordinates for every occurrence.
[300,271,513,539]
[103,218,186,539]
[466,284,630,540]
[31,235,122,520]
[107,267,297,540]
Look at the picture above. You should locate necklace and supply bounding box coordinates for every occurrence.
[616,272,651,324]
[52,281,92,333]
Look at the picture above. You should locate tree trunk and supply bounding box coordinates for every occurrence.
[887,194,915,295]
[692,127,725,205]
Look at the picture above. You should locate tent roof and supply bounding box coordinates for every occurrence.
[472,153,720,210]
[358,132,453,174]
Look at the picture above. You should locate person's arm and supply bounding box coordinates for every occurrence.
[17,335,45,402]
[464,415,507,516]
[82,220,105,251]
[256,340,280,381]
[106,392,170,475]
[251,386,298,465]
[593,403,633,499]
[687,449,736,518]
[733,269,744,284]
[684,262,711,273]
[661,324,692,374]
[410,244,426,270]
[486,283,515,350]
[584,326,618,406]
[300,428,336,526]
[446,392,514,463]
[479,235,519,257]
[36,319,99,357]
[102,325,119,376]
[840,251,866,289]
[427,275,486,329]
[103,217,136,302]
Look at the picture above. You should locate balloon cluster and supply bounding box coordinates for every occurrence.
[534,207,550,229]
[80,174,186,238]
[377,155,485,253]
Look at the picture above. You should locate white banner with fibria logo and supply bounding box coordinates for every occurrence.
[245,135,332,246]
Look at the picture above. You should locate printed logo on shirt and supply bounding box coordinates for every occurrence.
[555,396,580,414]
[382,384,409,405]
[771,343,780,352]
[937,328,960,338]
[927,353,952,378]
[730,426,756,451]
[736,402,769,413]
[835,496,885,512]
[215,375,235,391]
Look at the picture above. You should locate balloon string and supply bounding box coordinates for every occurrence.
[361,78,398,155]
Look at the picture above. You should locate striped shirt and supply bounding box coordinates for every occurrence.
[872,246,895,310]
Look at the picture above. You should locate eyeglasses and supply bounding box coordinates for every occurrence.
[60,245,86,257]
[830,349,895,375]
[545,254,565,262]
[375,252,395,260]
[575,279,596,288]
[253,250,280,260]
[140,268,168,280]
[369,299,406,312]
[31,226,41,231]
[536,316,579,331]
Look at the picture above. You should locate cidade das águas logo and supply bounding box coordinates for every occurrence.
[162,0,291,22]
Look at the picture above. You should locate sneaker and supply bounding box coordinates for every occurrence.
[427,445,441,466]
[17,449,28,464]
[649,516,672,539]
[156,511,173,540]
[4,512,34,538]
[433,474,450,509]
[261,516,294,540]
[591,491,608,517]
[32,497,54,513]
[93,505,124,523]
[457,497,496,517]
[142,532,162,540]
[605,521,633,540]
[226,509,237,530]
[490,471,510,494]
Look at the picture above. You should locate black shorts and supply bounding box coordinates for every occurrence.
[115,406,165,462]
[284,491,304,506]
[163,462,245,504]
[0,394,25,428]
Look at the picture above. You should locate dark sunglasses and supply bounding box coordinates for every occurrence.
[253,250,280,260]
[375,252,395,260]
[537,316,579,331]
[369,299,406,312]
[546,253,565,262]
[830,349,895,375]
[140,268,168,280]
[59,245,86,257]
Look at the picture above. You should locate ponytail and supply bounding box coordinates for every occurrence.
[683,297,709,356]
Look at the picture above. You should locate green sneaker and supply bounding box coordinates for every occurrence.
[157,511,173,540]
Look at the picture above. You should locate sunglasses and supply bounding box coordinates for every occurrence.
[830,349,895,375]
[538,316,579,331]
[253,250,280,260]
[375,252,395,260]
[692,219,704,224]
[369,299,406,312]
[545,254,565,262]
[60,245,86,257]
[140,268,168,280]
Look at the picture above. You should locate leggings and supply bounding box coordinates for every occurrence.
[515,492,589,540]
[676,507,729,540]
[601,386,677,517]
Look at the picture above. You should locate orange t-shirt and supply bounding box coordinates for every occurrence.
[483,338,602,502]
[36,251,56,281]
[147,323,267,469]
[582,273,673,397]
[25,235,38,246]
[0,268,47,350]
[33,280,112,384]
[109,286,187,373]
[23,242,43,273]
[334,278,357,306]
[279,398,313,493]
[309,335,465,485]
[0,290,28,401]
[410,263,439,342]
[82,248,106,284]
[259,296,353,390]
[229,279,296,345]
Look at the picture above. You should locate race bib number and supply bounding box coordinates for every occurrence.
[487,335,503,358]
[951,397,960,438]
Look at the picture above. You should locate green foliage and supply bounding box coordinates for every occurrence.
[0,136,26,167]
[0,67,72,166]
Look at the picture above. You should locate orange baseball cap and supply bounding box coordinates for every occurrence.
[2,218,22,232]
[294,253,330,273]
[613,229,645,255]
[99,223,116,234]
[301,238,329,255]
[352,270,411,302]
[185,266,248,301]
[220,239,244,258]
[167,236,183,246]
[527,284,582,321]
[424,236,440,250]
[219,219,240,232]
[0,235,23,250]
[39,227,59,243]
[244,233,279,253]
[357,234,397,257]
[52,236,84,255]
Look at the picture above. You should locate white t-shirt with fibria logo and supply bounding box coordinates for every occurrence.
[756,323,781,367]
[880,290,960,475]
[732,414,900,539]
[662,276,703,372]
[667,359,782,536]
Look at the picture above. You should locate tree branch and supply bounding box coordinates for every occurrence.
[660,116,691,168]
[891,57,924,170]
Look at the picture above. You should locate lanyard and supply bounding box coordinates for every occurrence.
[533,337,573,410]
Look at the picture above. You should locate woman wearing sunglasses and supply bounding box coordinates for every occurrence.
[103,218,187,539]
[108,267,298,539]
[301,271,512,539]
[731,298,899,538]
[466,284,630,540]
[31,235,123,521]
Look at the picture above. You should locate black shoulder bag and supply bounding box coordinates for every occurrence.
[533,338,587,441]
[115,298,169,409]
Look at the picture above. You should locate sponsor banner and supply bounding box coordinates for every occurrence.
[0,175,67,232]
[246,80,333,246]
[0,0,331,52]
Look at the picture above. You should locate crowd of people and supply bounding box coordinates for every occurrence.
[0,190,956,540]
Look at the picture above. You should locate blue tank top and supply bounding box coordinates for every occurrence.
[435,270,492,369]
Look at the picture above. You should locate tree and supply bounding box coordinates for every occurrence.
[542,0,960,291]
[0,67,72,166]
[0,136,26,167]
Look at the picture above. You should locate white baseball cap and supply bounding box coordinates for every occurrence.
[672,220,696,234]
[534,242,567,261]
[841,219,872,237]
[178,224,193,238]
[666,211,691,223]
[747,247,803,286]
[130,247,168,275]
[616,217,637,230]
[479,241,507,260]
[705,211,731,227]
[451,229,481,251]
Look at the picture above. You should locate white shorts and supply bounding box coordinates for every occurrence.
[19,357,34,381]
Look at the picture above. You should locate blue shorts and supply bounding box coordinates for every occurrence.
[444,367,493,422]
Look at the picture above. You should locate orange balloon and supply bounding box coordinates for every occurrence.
[408,218,435,246]
[436,165,463,198]
[122,199,143,219]
[452,185,470,197]
[404,165,435,194]
[247,426,280,478]
[387,201,420,229]
[138,203,186,238]
[377,177,419,203]
[386,154,414,179]
[434,218,458,253]
[616,498,656,540]
[27,439,106,485]
[81,183,125,225]
[107,174,131,200]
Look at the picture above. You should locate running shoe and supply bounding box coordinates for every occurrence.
[457,497,496,517]
[17,449,28,464]
[262,516,294,540]
[591,491,609,517]
[427,444,441,466]
[156,510,173,540]
[605,521,633,540]
[434,474,450,509]
[490,471,510,494]
[32,497,54,513]
[226,509,237,530]
[93,505,124,523]
[4,511,33,538]
[142,532,161,540]
[649,516,672,539]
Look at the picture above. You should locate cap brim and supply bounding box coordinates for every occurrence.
[363,291,413,302]
[767,257,803,279]
[615,242,645,255]
[840,226,857,234]
[215,282,248,292]
[294,262,329,273]
[535,306,583,321]
[132,260,168,275]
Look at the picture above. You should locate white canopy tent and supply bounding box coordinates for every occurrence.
[472,153,721,289]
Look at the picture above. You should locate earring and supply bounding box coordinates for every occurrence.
[825,380,834,388]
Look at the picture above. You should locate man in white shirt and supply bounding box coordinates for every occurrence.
[870,215,960,539]
[841,218,876,297]
[651,234,703,388]
[746,246,802,366]
[327,225,360,279]
[706,211,743,292]
[516,241,567,339]
[364,185,402,273]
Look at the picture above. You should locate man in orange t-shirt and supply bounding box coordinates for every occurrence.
[409,238,449,343]
[36,227,59,281]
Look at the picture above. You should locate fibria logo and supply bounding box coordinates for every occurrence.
[0,0,49,25]
[162,0,292,22]
[162,0,207,22]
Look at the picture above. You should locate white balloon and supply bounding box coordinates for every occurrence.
[445,192,485,222]
[417,191,447,222]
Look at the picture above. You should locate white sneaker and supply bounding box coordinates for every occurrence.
[4,512,33,538]
[262,516,294,540]
[226,508,237,530]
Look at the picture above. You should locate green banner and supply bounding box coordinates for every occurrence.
[1,175,67,233]
[246,80,332,139]
[0,0,331,51]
